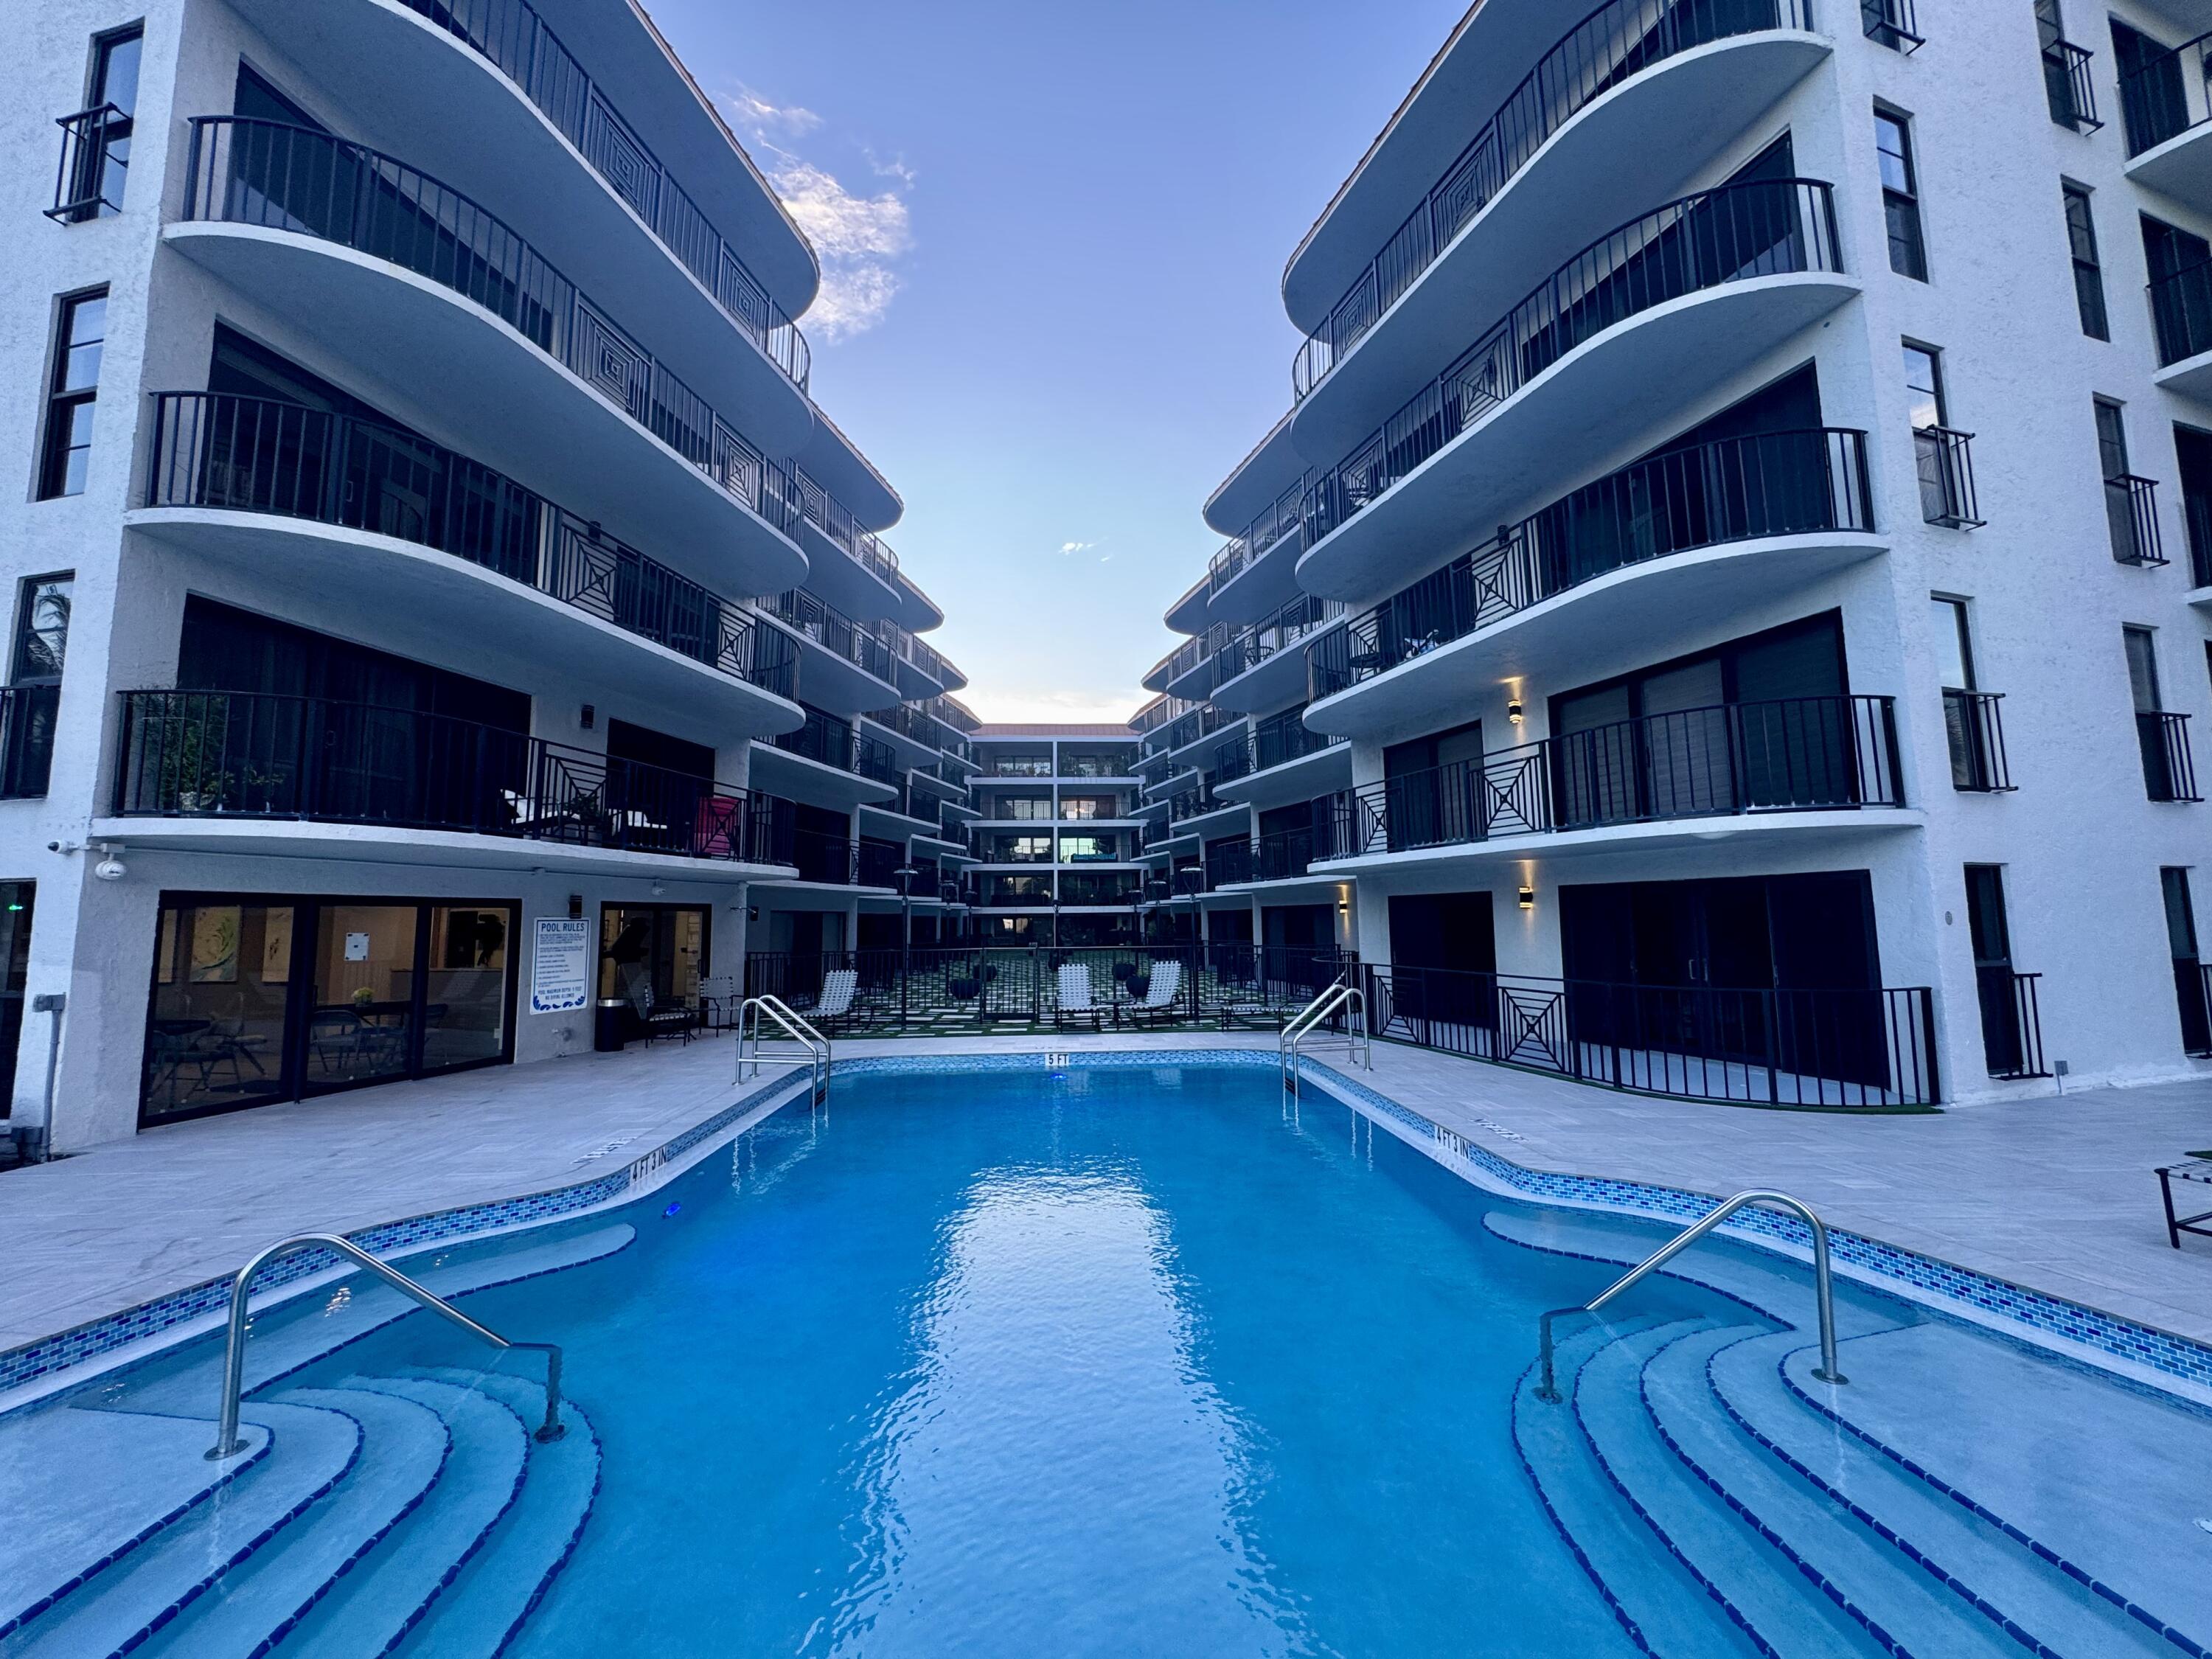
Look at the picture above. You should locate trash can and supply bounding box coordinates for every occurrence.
[594,998,629,1053]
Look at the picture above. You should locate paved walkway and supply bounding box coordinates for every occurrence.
[1,1033,2207,1357]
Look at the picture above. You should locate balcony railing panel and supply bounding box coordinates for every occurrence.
[2138,709,2202,801]
[1301,179,1842,549]
[1913,426,1983,528]
[1941,690,2013,793]
[1328,696,1901,857]
[113,689,788,863]
[2121,29,2212,156]
[773,709,855,772]
[386,0,808,387]
[2149,255,2212,367]
[146,392,795,700]
[1366,962,1939,1107]
[49,103,132,222]
[2106,473,2166,566]
[1291,0,1818,400]
[1253,709,1333,773]
[2042,39,2101,132]
[1310,428,1873,700]
[789,829,858,886]
[762,588,897,687]
[1860,0,1921,52]
[1976,967,2051,1079]
[179,119,806,543]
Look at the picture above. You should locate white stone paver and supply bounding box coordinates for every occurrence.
[0,1033,2206,1355]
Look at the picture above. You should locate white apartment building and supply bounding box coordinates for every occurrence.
[1155,0,2212,1105]
[965,724,1147,947]
[1,0,964,1153]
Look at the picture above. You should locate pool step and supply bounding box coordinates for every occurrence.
[383,1367,601,1658]
[129,1387,451,1658]
[271,1377,529,1659]
[1571,1320,1891,1659]
[1640,1324,2025,1659]
[1512,1321,1765,1658]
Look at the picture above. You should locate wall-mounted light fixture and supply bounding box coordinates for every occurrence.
[1517,883,1535,910]
[1507,699,1525,726]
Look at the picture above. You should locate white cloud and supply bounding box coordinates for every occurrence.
[1058,540,1098,557]
[720,88,914,344]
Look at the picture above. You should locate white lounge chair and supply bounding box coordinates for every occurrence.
[797,967,859,1032]
[1054,962,1101,1030]
[696,973,741,1031]
[1125,959,1184,1026]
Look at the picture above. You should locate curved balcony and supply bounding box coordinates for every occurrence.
[137,392,801,736]
[229,0,814,391]
[2121,31,2212,212]
[758,589,901,717]
[1209,594,1348,715]
[1203,484,1310,627]
[752,709,897,811]
[172,117,809,594]
[1293,178,1854,603]
[105,690,797,879]
[1290,2,1826,440]
[1306,428,1881,739]
[2149,256,2212,401]
[1315,695,1910,873]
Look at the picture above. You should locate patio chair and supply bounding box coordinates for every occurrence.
[696,973,741,1031]
[1124,960,1184,1027]
[796,967,859,1033]
[623,971,700,1045]
[1054,963,1102,1031]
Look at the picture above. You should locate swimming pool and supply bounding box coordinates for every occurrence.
[3,1060,2208,1657]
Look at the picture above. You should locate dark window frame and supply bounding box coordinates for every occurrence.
[35,287,109,501]
[2062,181,2110,339]
[1876,105,1929,280]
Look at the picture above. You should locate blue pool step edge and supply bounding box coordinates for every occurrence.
[1284,1059,2212,1411]
[7,1050,2210,1416]
[0,1068,813,1413]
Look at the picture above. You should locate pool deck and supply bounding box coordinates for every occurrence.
[1,1032,2208,1360]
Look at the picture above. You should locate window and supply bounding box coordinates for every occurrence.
[11,576,71,684]
[1861,0,1921,52]
[2096,397,2131,480]
[1906,343,1981,527]
[1930,597,1975,691]
[1965,865,2042,1077]
[2125,627,2197,801]
[2126,625,2163,712]
[2062,184,2109,339]
[1877,109,1927,279]
[1933,597,2009,790]
[2097,399,2164,565]
[2037,0,2100,131]
[36,290,108,499]
[1904,342,1946,431]
[2162,868,2212,1055]
[58,25,142,220]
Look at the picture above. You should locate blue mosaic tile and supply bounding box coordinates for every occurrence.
[4,1050,2209,1402]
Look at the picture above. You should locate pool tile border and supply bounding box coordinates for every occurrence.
[4,1049,2209,1402]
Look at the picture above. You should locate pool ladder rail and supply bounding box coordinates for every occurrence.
[206,1233,565,1461]
[1281,980,1371,1092]
[1534,1190,1847,1404]
[735,994,830,1104]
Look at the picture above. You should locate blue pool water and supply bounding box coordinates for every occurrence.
[13,1060,2212,1659]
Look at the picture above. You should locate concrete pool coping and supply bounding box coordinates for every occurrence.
[1,1034,2208,1408]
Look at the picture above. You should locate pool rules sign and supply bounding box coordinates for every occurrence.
[531,917,593,1015]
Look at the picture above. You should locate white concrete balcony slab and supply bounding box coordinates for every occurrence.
[796,522,905,625]
[2126,118,2212,217]
[1295,270,1862,604]
[858,715,940,771]
[2153,344,2212,404]
[1307,531,1887,742]
[1221,741,1353,813]
[1291,32,1831,456]
[226,0,818,454]
[762,624,902,719]
[1210,616,1346,716]
[164,223,808,598]
[747,741,896,811]
[1311,808,1920,880]
[128,508,804,745]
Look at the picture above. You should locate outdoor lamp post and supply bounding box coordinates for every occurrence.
[896,862,919,987]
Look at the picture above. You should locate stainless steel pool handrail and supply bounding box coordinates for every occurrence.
[207,1232,564,1460]
[1281,980,1370,1088]
[1533,1190,1846,1403]
[736,994,829,1102]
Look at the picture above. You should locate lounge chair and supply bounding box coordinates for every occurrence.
[796,967,858,1033]
[1054,962,1102,1031]
[1124,959,1184,1026]
[624,973,700,1044]
[696,973,741,1031]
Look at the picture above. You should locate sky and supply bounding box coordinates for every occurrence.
[643,0,1469,725]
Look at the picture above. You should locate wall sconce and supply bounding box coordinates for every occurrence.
[1517,883,1535,910]
[1507,699,1525,726]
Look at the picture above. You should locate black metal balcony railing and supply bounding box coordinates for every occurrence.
[1860,0,1921,52]
[145,392,797,700]
[1941,690,2014,793]
[1310,428,1874,700]
[2189,492,2212,588]
[1254,827,1317,883]
[113,689,791,864]
[1206,594,1348,692]
[387,0,810,389]
[2177,958,2212,1057]
[2042,38,2101,132]
[981,877,1053,906]
[180,119,807,545]
[1324,696,1902,858]
[793,470,902,585]
[1253,709,1332,773]
[788,828,857,886]
[1212,738,1253,785]
[761,588,897,686]
[1205,840,1254,888]
[2106,473,2167,566]
[49,102,131,222]
[2149,256,2212,368]
[1300,179,1842,552]
[2138,710,2202,803]
[1289,0,1816,400]
[1976,967,2051,1079]
[1207,482,1309,599]
[0,686,60,800]
[2120,29,2212,156]
[868,700,936,749]
[855,734,900,787]
[1914,426,1984,529]
[1365,962,1941,1108]
[773,708,855,771]
[1060,876,1142,906]
[856,841,903,888]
